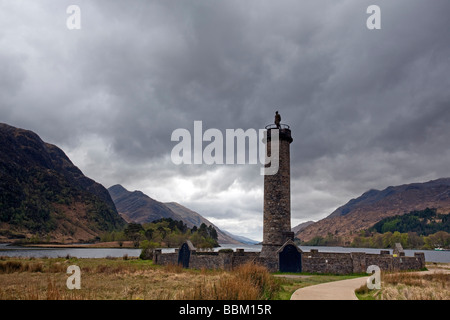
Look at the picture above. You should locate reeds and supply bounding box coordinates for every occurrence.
[356,270,450,300]
[380,271,449,300]
[0,257,280,300]
[177,262,280,300]
[0,260,45,273]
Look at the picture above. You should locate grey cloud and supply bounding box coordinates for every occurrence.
[1,0,450,240]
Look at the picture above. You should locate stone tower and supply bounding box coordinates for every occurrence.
[260,121,293,258]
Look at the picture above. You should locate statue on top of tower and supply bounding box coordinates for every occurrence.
[274,111,281,129]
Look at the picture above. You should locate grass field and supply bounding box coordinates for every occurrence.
[0,256,365,300]
[355,263,450,300]
[1,256,448,300]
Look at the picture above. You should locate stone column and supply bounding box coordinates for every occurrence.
[260,127,293,258]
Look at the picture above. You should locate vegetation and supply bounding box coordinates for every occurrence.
[101,218,219,252]
[0,256,373,300]
[351,230,450,250]
[370,208,449,235]
[299,233,343,247]
[0,257,279,300]
[356,264,450,300]
[352,208,450,249]
[0,165,124,239]
[0,125,126,242]
[177,262,280,300]
[299,209,450,249]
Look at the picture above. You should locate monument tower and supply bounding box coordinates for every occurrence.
[260,112,294,258]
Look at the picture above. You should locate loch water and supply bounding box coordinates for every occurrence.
[1,243,448,263]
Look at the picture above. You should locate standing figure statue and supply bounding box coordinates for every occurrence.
[274,111,281,129]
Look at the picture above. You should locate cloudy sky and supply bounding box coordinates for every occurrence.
[1,0,450,241]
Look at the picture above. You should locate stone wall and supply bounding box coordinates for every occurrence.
[302,249,425,274]
[154,246,425,275]
[153,249,274,271]
[302,250,354,274]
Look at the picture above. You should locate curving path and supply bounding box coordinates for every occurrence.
[290,276,369,300]
[291,265,450,300]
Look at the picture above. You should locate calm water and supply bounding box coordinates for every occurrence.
[0,243,449,263]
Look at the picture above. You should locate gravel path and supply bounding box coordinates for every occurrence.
[290,276,369,300]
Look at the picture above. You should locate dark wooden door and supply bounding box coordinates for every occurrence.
[178,243,191,268]
[279,244,301,273]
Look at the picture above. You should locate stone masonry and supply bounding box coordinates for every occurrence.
[153,243,425,274]
[260,126,293,258]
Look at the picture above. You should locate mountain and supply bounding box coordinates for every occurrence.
[296,178,450,243]
[0,123,126,243]
[292,221,315,235]
[108,184,182,224]
[219,229,260,245]
[163,202,244,245]
[108,184,248,245]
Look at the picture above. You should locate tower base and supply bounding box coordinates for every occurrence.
[260,232,295,258]
[259,244,281,258]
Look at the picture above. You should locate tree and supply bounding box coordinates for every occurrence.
[124,223,144,248]
[198,223,208,238]
[424,231,450,249]
[208,225,218,241]
[144,229,154,241]
[382,232,393,248]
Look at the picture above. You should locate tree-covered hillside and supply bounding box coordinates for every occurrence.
[369,208,449,235]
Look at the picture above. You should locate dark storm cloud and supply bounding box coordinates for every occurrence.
[1,0,449,239]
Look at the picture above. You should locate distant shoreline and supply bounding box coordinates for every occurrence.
[1,241,137,249]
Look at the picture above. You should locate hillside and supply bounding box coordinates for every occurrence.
[295,178,450,243]
[292,221,315,235]
[0,123,126,243]
[108,184,182,224]
[370,207,449,236]
[108,185,244,245]
[163,202,243,244]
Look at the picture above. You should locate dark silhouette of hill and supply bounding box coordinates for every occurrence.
[0,123,125,243]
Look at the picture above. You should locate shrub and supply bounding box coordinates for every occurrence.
[218,249,234,253]
[139,240,158,260]
[0,261,24,273]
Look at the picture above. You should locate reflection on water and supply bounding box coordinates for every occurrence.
[0,243,448,263]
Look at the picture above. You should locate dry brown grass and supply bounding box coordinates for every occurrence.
[0,257,279,300]
[357,265,450,300]
[379,271,450,300]
[176,262,280,300]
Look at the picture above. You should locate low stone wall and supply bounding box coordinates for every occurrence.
[153,246,425,275]
[365,252,425,273]
[153,249,269,271]
[302,249,425,274]
[154,251,177,266]
[302,250,354,274]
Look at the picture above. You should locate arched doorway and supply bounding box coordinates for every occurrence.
[279,243,302,273]
[178,242,191,268]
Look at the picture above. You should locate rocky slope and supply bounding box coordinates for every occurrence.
[295,178,450,243]
[0,123,125,243]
